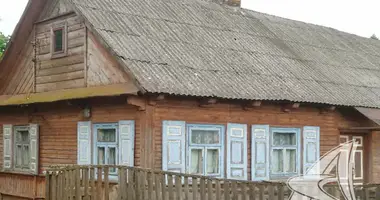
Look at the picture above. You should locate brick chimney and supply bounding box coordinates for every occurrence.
[212,0,241,7]
[227,0,241,6]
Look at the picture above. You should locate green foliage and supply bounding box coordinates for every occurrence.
[370,34,379,40]
[0,32,10,58]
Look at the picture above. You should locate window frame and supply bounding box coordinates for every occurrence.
[186,124,224,178]
[13,125,31,172]
[93,123,119,176]
[269,127,301,179]
[50,22,67,59]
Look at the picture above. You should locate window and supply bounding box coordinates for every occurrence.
[77,121,135,176]
[2,124,39,174]
[270,128,300,178]
[94,124,118,174]
[50,23,67,58]
[53,28,64,53]
[187,125,224,177]
[14,126,30,170]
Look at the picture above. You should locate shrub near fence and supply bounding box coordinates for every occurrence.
[45,165,380,200]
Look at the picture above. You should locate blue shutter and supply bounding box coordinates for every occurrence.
[77,121,92,165]
[162,121,186,173]
[251,125,270,181]
[227,123,247,180]
[29,124,39,175]
[303,126,320,175]
[3,124,12,170]
[119,120,135,166]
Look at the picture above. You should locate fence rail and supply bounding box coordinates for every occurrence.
[45,165,380,200]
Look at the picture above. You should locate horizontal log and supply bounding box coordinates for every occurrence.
[36,70,84,84]
[38,54,84,69]
[36,78,85,92]
[37,63,84,76]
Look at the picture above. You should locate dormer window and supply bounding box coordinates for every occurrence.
[51,22,67,59]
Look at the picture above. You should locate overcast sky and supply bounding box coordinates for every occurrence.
[0,0,379,38]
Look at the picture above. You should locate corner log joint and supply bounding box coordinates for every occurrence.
[127,96,146,111]
[282,102,300,112]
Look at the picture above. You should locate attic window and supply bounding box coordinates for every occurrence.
[51,23,67,59]
[53,29,64,52]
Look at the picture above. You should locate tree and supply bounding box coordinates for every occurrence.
[370,34,379,40]
[0,31,10,58]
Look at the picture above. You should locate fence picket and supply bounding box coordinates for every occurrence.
[184,176,189,200]
[45,173,51,200]
[224,181,229,200]
[75,167,81,200]
[268,184,274,200]
[258,184,264,200]
[215,180,221,200]
[52,172,57,200]
[127,169,134,200]
[83,168,89,200]
[192,177,197,200]
[175,175,182,199]
[231,181,237,200]
[207,179,213,200]
[278,184,284,200]
[148,171,154,200]
[200,178,206,200]
[249,183,256,200]
[241,182,246,200]
[90,168,95,200]
[161,173,167,200]
[168,174,174,200]
[155,172,162,200]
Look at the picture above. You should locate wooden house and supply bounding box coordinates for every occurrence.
[1,0,380,199]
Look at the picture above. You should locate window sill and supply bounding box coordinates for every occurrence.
[51,52,67,59]
[0,170,41,177]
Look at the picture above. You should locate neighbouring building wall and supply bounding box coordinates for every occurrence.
[369,130,380,183]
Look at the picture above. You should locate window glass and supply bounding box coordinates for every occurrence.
[285,149,296,173]
[16,145,22,167]
[108,147,116,173]
[273,132,296,146]
[14,128,30,169]
[206,149,219,174]
[53,29,63,52]
[190,149,203,174]
[98,147,105,165]
[272,149,283,173]
[97,129,116,142]
[271,128,299,177]
[191,129,219,144]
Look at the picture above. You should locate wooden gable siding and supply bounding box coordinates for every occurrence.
[86,31,131,87]
[38,0,73,21]
[2,33,35,95]
[35,13,85,93]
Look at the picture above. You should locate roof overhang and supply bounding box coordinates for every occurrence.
[355,107,380,126]
[0,83,138,106]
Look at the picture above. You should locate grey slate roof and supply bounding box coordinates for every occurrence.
[70,0,380,108]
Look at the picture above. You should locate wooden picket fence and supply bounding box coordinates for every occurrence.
[45,165,380,200]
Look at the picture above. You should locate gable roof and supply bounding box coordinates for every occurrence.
[5,0,380,108]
